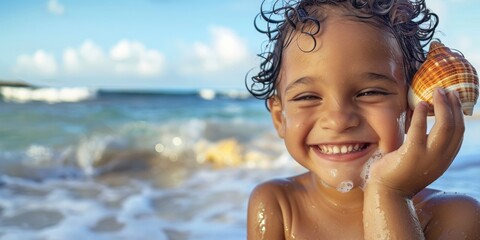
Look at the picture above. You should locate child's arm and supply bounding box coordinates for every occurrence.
[419,191,480,239]
[363,88,475,239]
[363,184,424,239]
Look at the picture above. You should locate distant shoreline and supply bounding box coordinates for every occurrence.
[0,80,33,88]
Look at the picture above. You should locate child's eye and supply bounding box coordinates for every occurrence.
[292,94,321,101]
[357,90,389,97]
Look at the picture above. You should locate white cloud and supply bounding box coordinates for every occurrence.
[60,39,166,77]
[180,26,249,74]
[212,27,248,63]
[14,50,58,77]
[110,40,137,61]
[14,39,167,82]
[63,40,107,73]
[11,30,252,88]
[63,48,80,72]
[79,41,106,64]
[110,40,166,76]
[47,0,65,16]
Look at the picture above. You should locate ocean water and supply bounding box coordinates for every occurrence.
[0,87,479,239]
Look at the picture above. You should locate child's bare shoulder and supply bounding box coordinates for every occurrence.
[247,176,306,239]
[414,188,480,238]
[249,175,304,203]
[248,174,308,216]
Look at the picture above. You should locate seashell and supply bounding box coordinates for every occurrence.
[408,41,479,116]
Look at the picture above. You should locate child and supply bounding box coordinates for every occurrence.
[246,0,480,239]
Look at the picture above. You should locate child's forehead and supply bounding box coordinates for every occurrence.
[285,14,403,60]
[277,15,406,89]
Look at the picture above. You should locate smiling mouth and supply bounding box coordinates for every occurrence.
[314,143,370,155]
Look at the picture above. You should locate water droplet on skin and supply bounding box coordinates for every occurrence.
[320,179,331,188]
[257,204,267,238]
[397,112,407,135]
[330,169,338,178]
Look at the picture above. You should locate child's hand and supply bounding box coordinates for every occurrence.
[367,88,465,197]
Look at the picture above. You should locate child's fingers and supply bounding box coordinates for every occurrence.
[427,89,465,179]
[427,88,456,153]
[405,100,429,147]
[444,90,465,156]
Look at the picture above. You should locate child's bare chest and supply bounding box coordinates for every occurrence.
[286,201,364,239]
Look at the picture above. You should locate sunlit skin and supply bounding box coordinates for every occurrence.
[247,10,480,240]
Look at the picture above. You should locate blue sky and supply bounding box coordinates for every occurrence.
[0,0,479,90]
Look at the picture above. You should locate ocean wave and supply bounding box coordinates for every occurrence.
[0,119,284,181]
[207,89,251,100]
[198,89,216,100]
[0,87,253,103]
[0,87,97,103]
[198,89,251,100]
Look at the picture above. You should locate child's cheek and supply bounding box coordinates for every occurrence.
[374,109,407,152]
[282,108,314,156]
[283,106,321,139]
[283,109,308,130]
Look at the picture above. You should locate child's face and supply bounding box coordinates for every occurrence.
[270,14,409,190]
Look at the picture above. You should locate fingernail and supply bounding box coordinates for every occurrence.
[437,87,446,96]
[419,101,430,109]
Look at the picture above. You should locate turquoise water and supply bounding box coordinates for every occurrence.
[0,88,479,239]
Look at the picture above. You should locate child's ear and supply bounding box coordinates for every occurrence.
[268,96,286,139]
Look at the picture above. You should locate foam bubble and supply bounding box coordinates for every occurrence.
[336,181,354,193]
[360,150,384,189]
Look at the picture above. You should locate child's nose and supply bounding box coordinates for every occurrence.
[318,102,360,133]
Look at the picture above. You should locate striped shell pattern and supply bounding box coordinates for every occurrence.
[408,41,479,116]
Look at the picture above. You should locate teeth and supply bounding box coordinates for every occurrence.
[332,146,340,154]
[322,145,328,153]
[318,144,366,155]
[341,146,348,154]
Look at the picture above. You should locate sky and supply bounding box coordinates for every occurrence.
[0,0,479,90]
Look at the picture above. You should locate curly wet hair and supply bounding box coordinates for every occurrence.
[245,0,439,107]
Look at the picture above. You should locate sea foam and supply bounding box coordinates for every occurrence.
[0,87,97,103]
